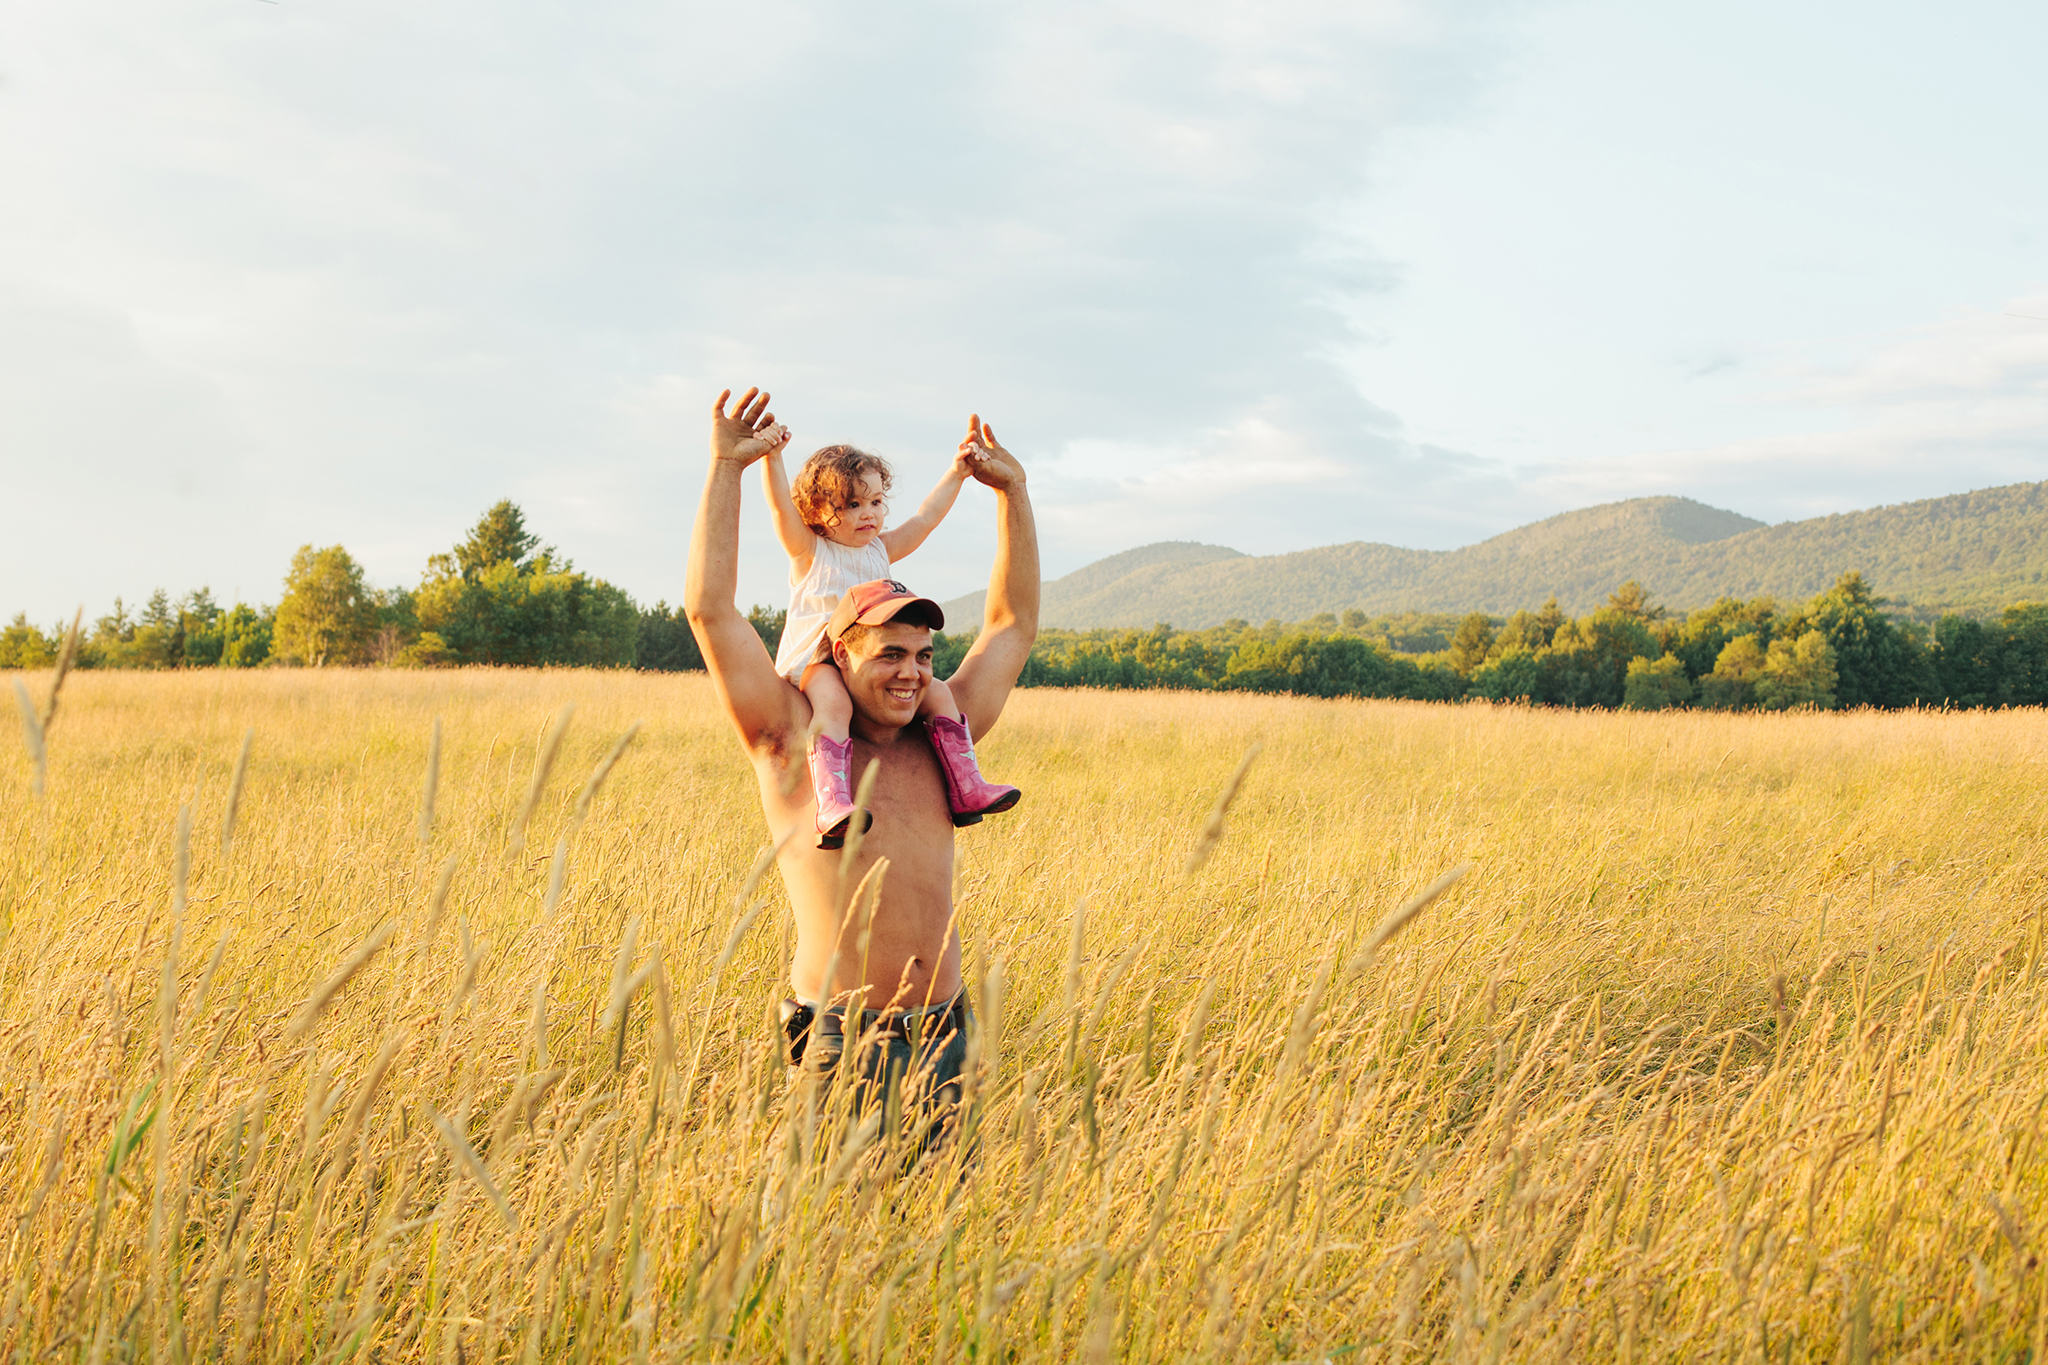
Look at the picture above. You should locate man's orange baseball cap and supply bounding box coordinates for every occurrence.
[825,579,946,642]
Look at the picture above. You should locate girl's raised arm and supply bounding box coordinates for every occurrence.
[881,448,976,562]
[760,445,816,569]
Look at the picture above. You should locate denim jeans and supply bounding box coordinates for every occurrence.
[784,996,973,1159]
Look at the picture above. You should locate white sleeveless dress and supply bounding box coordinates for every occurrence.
[774,534,895,682]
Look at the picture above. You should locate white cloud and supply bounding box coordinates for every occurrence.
[0,0,1528,616]
[1522,291,2048,519]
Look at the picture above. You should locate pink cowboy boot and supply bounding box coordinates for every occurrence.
[808,735,870,849]
[924,714,1020,827]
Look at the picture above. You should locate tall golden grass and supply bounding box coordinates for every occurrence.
[2,668,2046,1362]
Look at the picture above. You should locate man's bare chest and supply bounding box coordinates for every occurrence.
[759,729,954,841]
[765,729,957,917]
[850,736,951,828]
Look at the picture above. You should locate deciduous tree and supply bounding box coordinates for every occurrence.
[1754,630,1838,710]
[1803,572,1927,707]
[1448,613,1496,676]
[1623,655,1694,710]
[1699,633,1766,710]
[273,546,375,666]
[0,614,56,669]
[1471,646,1541,702]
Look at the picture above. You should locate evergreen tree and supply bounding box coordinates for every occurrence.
[635,602,705,671]
[83,598,141,668]
[455,500,543,581]
[1605,580,1667,622]
[412,504,636,668]
[94,599,134,645]
[127,587,185,668]
[182,587,222,627]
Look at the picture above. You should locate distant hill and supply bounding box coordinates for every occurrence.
[943,482,2048,628]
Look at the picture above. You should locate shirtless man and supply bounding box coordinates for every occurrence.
[683,387,1039,1143]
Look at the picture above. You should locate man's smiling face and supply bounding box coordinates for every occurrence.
[834,620,933,728]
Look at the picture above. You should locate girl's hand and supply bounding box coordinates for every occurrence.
[949,444,979,481]
[959,415,1024,491]
[710,389,790,466]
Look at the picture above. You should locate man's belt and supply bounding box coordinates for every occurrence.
[780,993,968,1064]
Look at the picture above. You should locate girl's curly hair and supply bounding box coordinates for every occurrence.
[791,445,893,535]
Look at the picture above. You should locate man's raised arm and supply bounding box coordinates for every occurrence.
[946,415,1040,741]
[684,388,799,749]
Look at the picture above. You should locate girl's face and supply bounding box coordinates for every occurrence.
[823,473,887,547]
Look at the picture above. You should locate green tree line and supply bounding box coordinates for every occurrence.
[934,573,2048,711]
[0,502,781,672]
[6,505,2044,711]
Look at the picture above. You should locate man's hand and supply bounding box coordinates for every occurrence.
[712,388,791,467]
[958,414,1024,491]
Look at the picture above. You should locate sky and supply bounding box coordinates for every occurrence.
[2,0,2045,620]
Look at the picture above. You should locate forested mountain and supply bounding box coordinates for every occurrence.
[1659,482,2048,614]
[944,482,2048,628]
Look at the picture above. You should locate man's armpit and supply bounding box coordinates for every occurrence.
[752,729,808,798]
[720,671,806,758]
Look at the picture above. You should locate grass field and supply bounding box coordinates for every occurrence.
[4,669,2048,1363]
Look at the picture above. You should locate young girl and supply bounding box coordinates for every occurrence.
[761,432,1020,847]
